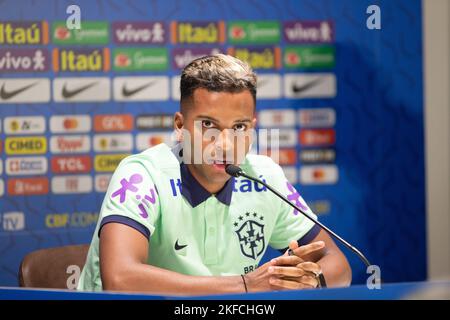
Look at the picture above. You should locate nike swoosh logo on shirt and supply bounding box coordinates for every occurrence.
[174,239,187,251]
[62,82,98,99]
[291,78,324,94]
[121,81,156,97]
[0,82,38,100]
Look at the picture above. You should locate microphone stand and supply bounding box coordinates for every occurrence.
[227,165,372,268]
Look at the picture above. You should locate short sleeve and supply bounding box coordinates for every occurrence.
[97,157,160,240]
[268,165,320,250]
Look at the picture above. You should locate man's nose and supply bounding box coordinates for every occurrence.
[215,129,234,153]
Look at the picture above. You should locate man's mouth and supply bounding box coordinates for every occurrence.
[211,159,233,171]
[212,159,232,165]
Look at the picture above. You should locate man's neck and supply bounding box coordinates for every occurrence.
[185,164,227,194]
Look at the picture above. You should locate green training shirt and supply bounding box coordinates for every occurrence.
[77,143,320,291]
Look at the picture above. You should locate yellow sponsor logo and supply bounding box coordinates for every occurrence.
[53,48,110,72]
[229,47,281,69]
[5,136,47,155]
[0,21,48,45]
[172,21,225,44]
[45,212,99,228]
[94,154,129,172]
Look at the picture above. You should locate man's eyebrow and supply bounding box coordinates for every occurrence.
[195,115,252,123]
[196,115,220,122]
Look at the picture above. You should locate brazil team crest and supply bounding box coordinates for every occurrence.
[234,212,265,260]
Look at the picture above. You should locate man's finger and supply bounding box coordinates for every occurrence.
[291,241,325,258]
[297,261,322,274]
[271,255,304,266]
[296,275,318,288]
[269,277,313,290]
[284,240,299,256]
[268,266,307,277]
[279,275,317,288]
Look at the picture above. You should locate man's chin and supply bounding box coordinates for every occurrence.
[204,163,232,181]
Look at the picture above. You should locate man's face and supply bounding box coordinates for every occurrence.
[175,88,256,186]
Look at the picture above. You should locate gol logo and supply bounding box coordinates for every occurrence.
[94,114,133,132]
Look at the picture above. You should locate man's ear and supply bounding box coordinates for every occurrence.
[174,112,184,142]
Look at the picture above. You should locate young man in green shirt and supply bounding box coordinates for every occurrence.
[78,54,351,294]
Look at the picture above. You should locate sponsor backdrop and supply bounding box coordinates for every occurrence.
[0,0,425,286]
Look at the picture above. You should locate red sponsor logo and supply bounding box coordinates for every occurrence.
[51,156,91,173]
[63,118,79,130]
[94,114,133,132]
[54,26,70,40]
[230,26,245,39]
[52,136,88,153]
[267,148,297,166]
[114,53,131,67]
[299,129,335,146]
[285,52,300,64]
[7,177,49,195]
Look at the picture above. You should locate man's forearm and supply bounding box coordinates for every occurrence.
[317,250,352,288]
[102,263,246,296]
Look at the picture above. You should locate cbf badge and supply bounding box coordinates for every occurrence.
[234,212,265,260]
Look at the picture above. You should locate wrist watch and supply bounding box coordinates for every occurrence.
[315,271,327,289]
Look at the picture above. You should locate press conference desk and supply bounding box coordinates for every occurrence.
[1,281,449,300]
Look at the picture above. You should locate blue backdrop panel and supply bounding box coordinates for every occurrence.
[0,0,425,286]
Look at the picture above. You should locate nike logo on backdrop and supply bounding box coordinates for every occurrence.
[174,239,187,251]
[122,81,156,97]
[0,82,38,100]
[291,78,324,94]
[62,82,98,99]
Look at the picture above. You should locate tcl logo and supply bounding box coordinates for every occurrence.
[51,156,91,174]
[94,114,133,132]
[7,177,49,195]
[299,129,335,147]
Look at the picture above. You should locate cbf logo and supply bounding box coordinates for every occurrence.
[234,212,265,260]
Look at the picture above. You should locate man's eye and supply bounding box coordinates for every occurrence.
[202,120,214,128]
[234,124,247,132]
